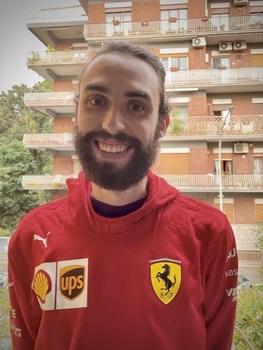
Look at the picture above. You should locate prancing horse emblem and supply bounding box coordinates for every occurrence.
[156,263,176,295]
[150,259,182,305]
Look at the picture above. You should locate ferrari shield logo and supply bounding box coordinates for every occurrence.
[150,259,182,305]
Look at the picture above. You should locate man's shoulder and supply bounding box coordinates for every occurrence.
[10,196,69,245]
[166,191,231,235]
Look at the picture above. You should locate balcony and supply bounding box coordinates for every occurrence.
[163,174,263,192]
[27,50,89,81]
[23,133,73,151]
[84,14,263,44]
[24,92,75,117]
[164,115,263,141]
[165,68,263,93]
[22,174,263,192]
[27,7,87,46]
[22,175,77,190]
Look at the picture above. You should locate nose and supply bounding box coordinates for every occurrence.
[102,106,125,134]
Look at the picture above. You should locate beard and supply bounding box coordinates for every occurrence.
[74,128,160,191]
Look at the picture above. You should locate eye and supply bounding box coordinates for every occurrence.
[127,101,146,113]
[85,95,107,108]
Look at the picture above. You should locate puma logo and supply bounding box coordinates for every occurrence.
[33,232,50,248]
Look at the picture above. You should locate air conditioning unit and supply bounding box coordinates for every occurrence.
[219,41,232,52]
[234,143,249,153]
[233,41,247,51]
[192,37,206,48]
[234,0,248,6]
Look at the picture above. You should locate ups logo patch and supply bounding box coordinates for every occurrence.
[59,265,85,300]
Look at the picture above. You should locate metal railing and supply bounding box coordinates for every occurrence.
[84,14,263,39]
[27,50,89,65]
[21,174,263,191]
[163,174,263,191]
[23,133,73,149]
[24,92,76,106]
[238,250,263,263]
[166,115,263,138]
[165,68,263,88]
[22,175,77,190]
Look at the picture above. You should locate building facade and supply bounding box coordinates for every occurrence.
[23,0,263,281]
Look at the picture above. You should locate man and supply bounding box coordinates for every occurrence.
[8,41,238,349]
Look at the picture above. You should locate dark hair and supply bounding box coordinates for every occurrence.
[80,41,169,121]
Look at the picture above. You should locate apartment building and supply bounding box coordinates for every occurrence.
[22,0,263,281]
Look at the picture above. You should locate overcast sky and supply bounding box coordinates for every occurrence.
[0,0,81,92]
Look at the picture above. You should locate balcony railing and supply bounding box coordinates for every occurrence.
[27,50,89,65]
[163,174,263,192]
[165,115,263,139]
[22,115,263,149]
[23,133,73,149]
[84,14,263,40]
[165,68,263,89]
[24,92,76,107]
[22,175,77,190]
[22,174,263,192]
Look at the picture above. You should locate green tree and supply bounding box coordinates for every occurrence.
[0,82,53,233]
[0,141,41,232]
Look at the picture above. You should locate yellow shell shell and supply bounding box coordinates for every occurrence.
[32,270,51,303]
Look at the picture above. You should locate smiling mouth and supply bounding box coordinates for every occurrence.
[95,140,129,154]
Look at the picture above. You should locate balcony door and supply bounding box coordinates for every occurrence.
[160,9,187,33]
[253,157,263,174]
[214,160,232,176]
[161,54,188,85]
[211,14,229,31]
[106,12,131,36]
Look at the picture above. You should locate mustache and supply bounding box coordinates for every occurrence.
[76,130,142,148]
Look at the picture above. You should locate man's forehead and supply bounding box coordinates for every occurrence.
[81,53,159,83]
[80,53,161,97]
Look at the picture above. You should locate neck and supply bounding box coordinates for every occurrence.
[91,176,148,206]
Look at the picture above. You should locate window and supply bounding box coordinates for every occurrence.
[106,12,131,35]
[212,56,230,69]
[161,9,187,33]
[211,14,229,31]
[161,56,188,71]
[253,157,263,174]
[214,160,232,175]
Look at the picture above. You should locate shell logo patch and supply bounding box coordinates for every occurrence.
[150,259,182,305]
[32,269,52,303]
[59,265,85,301]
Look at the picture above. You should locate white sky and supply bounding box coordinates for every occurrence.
[0,0,81,92]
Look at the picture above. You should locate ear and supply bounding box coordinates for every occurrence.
[73,96,79,128]
[159,114,170,138]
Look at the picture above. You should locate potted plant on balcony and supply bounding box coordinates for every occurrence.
[141,20,149,26]
[28,51,41,64]
[168,109,184,134]
[112,19,120,26]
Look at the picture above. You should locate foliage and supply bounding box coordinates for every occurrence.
[0,82,53,144]
[0,141,41,231]
[28,51,41,64]
[0,287,11,350]
[233,286,263,349]
[168,108,184,134]
[0,82,53,232]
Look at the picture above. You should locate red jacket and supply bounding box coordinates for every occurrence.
[8,172,238,349]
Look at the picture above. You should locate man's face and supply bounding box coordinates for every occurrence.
[75,53,166,190]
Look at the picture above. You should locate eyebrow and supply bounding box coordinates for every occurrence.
[83,84,151,101]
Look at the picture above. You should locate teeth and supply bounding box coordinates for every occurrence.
[98,142,128,153]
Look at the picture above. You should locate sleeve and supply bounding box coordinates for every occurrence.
[8,231,40,349]
[203,216,238,350]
